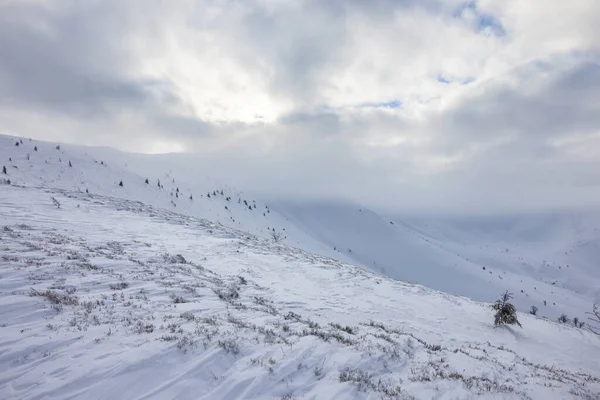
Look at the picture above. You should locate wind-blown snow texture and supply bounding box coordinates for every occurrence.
[1,135,599,399]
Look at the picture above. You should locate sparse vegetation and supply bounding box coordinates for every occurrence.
[558,314,569,324]
[109,282,129,290]
[530,305,538,316]
[51,196,61,209]
[218,339,240,355]
[270,229,284,242]
[587,304,600,335]
[29,288,79,309]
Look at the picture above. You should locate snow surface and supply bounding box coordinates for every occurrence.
[1,135,600,399]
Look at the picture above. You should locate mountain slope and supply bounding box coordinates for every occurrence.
[2,134,598,322]
[1,183,599,399]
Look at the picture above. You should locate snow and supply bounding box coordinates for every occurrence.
[1,134,600,399]
[2,134,598,321]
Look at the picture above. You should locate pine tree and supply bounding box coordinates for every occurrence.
[119,181,123,187]
[34,146,38,151]
[145,178,149,184]
[492,291,522,328]
[2,165,6,174]
[15,141,19,147]
[69,160,72,167]
[190,195,193,200]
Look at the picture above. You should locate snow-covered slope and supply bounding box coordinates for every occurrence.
[2,182,600,399]
[0,135,345,260]
[2,134,599,324]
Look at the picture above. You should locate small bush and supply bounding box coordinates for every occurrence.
[170,294,187,304]
[218,339,240,355]
[180,311,195,321]
[51,197,61,209]
[109,282,129,290]
[134,321,155,334]
[558,314,569,324]
[529,305,538,316]
[588,304,600,335]
[270,230,284,242]
[30,288,79,307]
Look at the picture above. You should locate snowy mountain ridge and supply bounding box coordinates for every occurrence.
[1,134,600,399]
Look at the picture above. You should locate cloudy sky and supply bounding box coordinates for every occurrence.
[1,0,600,213]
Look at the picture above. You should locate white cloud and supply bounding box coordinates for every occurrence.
[1,0,600,213]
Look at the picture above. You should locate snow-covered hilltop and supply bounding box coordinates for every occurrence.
[1,135,600,399]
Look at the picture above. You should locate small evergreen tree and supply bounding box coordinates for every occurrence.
[119,180,123,187]
[2,165,6,174]
[34,146,38,151]
[15,141,19,147]
[190,195,193,200]
[145,178,149,184]
[56,145,60,150]
[529,305,538,315]
[69,160,72,167]
[492,291,522,328]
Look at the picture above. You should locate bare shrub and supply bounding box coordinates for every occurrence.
[30,288,79,307]
[529,305,538,316]
[51,197,61,209]
[218,339,240,355]
[109,282,129,290]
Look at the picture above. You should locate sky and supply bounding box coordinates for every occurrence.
[1,0,600,214]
